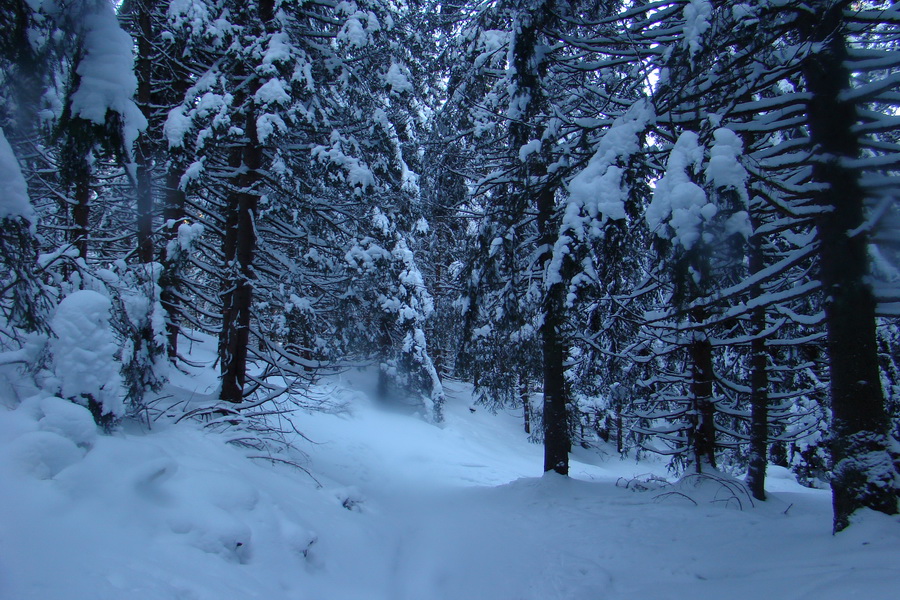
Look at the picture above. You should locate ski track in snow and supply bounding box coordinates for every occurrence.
[1,345,899,600]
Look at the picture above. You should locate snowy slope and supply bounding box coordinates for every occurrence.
[1,345,899,600]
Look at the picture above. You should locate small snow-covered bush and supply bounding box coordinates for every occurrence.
[50,290,124,427]
[107,262,168,412]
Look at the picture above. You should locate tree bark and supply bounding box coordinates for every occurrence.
[72,164,91,261]
[158,69,191,360]
[520,374,531,434]
[746,232,770,500]
[134,0,154,263]
[219,114,263,403]
[798,1,898,532]
[538,185,570,475]
[219,0,275,402]
[507,2,570,475]
[690,331,716,472]
[160,167,186,359]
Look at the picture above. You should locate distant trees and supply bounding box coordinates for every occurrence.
[1,0,445,419]
[429,0,898,529]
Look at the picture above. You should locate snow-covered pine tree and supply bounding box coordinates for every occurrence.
[437,0,577,472]
[155,0,444,413]
[794,0,899,531]
[0,1,52,336]
[0,0,174,422]
[0,129,43,336]
[632,0,899,524]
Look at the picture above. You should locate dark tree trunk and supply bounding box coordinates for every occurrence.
[616,411,623,454]
[160,167,186,359]
[219,0,274,403]
[432,261,444,377]
[72,166,91,260]
[520,374,531,434]
[799,2,898,532]
[219,119,263,403]
[538,186,570,475]
[690,331,716,472]
[158,60,192,360]
[506,3,570,475]
[746,232,770,501]
[134,0,154,263]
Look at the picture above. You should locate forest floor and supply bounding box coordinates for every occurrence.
[1,334,899,600]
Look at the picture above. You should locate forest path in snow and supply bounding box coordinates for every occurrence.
[289,375,900,600]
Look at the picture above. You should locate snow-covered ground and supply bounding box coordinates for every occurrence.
[1,340,899,600]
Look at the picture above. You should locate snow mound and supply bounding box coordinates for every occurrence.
[0,398,322,600]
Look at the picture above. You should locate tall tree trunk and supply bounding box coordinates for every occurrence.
[219,0,275,402]
[746,232,770,500]
[520,373,531,434]
[507,2,570,475]
[538,186,570,475]
[616,410,623,455]
[690,330,716,472]
[219,115,263,403]
[72,164,91,261]
[158,52,191,360]
[134,0,154,263]
[799,2,898,532]
[160,167,186,359]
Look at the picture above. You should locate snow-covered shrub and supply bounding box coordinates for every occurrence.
[49,290,124,428]
[0,129,48,335]
[107,262,168,414]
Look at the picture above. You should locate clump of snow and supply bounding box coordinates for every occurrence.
[257,112,288,142]
[567,99,654,225]
[646,131,717,250]
[0,128,36,223]
[6,430,83,480]
[475,29,509,68]
[49,290,124,418]
[337,7,380,49]
[167,0,212,34]
[177,221,204,251]
[165,220,204,267]
[179,158,204,190]
[683,0,713,57]
[518,139,541,162]
[255,78,291,106]
[705,127,748,201]
[339,16,368,47]
[725,210,753,239]
[548,101,654,287]
[336,1,358,15]
[69,6,147,155]
[261,31,293,72]
[345,239,390,271]
[731,3,759,26]
[384,62,413,95]
[34,396,98,448]
[164,105,192,149]
[311,131,375,192]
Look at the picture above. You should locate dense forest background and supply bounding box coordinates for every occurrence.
[1,0,898,533]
